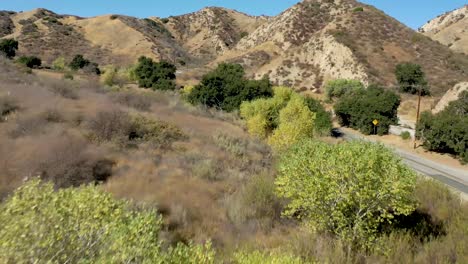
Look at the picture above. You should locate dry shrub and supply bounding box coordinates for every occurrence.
[88,110,186,148]
[0,95,19,121]
[41,108,64,123]
[130,115,187,148]
[112,91,152,111]
[87,109,133,142]
[48,80,79,100]
[213,132,248,157]
[225,173,282,231]
[9,114,50,138]
[33,133,114,188]
[192,159,223,181]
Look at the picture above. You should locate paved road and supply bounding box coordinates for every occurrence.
[334,128,468,196]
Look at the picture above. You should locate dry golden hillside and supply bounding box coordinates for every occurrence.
[1,0,468,95]
[420,5,468,55]
[165,7,268,62]
[224,0,468,95]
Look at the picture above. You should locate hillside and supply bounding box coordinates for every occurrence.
[420,5,468,54]
[223,0,468,95]
[164,7,268,62]
[2,0,468,95]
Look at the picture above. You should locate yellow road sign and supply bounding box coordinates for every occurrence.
[373,119,379,126]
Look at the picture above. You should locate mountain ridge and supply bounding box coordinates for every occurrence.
[1,1,468,95]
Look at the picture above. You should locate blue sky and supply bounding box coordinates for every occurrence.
[1,0,466,29]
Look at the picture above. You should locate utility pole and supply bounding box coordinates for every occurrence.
[413,85,422,149]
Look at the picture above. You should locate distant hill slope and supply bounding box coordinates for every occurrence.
[164,7,268,62]
[1,0,468,95]
[420,5,468,55]
[223,0,468,95]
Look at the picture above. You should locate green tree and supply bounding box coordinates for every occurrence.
[134,56,176,91]
[416,91,468,163]
[268,96,315,151]
[304,96,332,136]
[334,85,400,135]
[395,63,430,95]
[324,79,364,100]
[69,54,90,70]
[275,140,417,251]
[0,38,18,59]
[188,63,273,112]
[17,56,42,68]
[240,87,317,150]
[0,179,214,263]
[240,86,293,138]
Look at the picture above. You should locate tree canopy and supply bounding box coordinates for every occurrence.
[0,179,214,263]
[17,56,42,68]
[417,91,468,163]
[134,56,177,91]
[240,87,320,150]
[0,38,18,59]
[275,140,417,251]
[334,85,400,135]
[324,79,364,100]
[188,63,273,112]
[395,63,430,95]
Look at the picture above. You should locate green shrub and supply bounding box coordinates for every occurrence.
[334,85,400,135]
[16,56,41,68]
[188,63,273,112]
[268,95,315,151]
[234,250,303,264]
[240,87,316,150]
[276,140,417,251]
[52,56,66,71]
[401,131,411,140]
[304,96,332,136]
[395,63,430,95]
[324,79,364,100]
[0,179,214,263]
[69,54,90,70]
[100,65,131,87]
[134,56,176,91]
[0,38,18,58]
[161,17,170,24]
[240,31,249,38]
[353,7,364,12]
[416,91,468,163]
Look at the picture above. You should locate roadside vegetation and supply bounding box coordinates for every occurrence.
[417,91,468,163]
[334,85,400,135]
[0,38,467,264]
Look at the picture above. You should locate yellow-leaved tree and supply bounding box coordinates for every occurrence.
[240,86,316,150]
[268,96,315,151]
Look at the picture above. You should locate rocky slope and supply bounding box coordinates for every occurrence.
[420,5,468,54]
[221,0,468,95]
[164,7,268,62]
[433,82,468,114]
[1,0,468,95]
